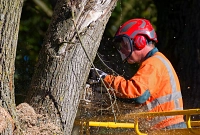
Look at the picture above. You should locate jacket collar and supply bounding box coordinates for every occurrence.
[145,47,159,60]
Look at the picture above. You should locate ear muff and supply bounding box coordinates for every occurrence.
[134,35,147,50]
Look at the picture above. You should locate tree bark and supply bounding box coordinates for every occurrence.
[26,0,118,134]
[154,0,200,113]
[0,0,24,134]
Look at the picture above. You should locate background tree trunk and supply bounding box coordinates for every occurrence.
[155,0,200,114]
[0,0,24,134]
[26,0,118,134]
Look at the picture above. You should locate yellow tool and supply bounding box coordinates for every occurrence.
[74,109,200,135]
[89,121,134,128]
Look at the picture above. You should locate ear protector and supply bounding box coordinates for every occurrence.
[133,35,148,50]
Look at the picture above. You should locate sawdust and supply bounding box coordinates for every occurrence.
[16,103,62,135]
[0,103,62,135]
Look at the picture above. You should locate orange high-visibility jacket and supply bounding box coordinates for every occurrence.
[104,48,184,129]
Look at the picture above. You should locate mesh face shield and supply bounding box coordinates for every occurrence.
[113,35,133,62]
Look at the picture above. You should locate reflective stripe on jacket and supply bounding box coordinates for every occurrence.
[104,48,184,129]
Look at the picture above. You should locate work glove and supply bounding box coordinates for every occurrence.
[88,68,108,84]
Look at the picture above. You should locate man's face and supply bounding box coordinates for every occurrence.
[115,37,142,64]
[114,36,133,62]
[126,48,140,64]
[118,39,141,64]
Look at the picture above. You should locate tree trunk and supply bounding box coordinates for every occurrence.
[26,0,118,134]
[154,0,200,113]
[0,0,24,134]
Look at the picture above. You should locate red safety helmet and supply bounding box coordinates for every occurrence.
[113,18,158,62]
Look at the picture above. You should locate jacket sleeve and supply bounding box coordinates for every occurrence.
[103,64,159,104]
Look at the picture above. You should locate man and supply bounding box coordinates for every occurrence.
[89,18,186,129]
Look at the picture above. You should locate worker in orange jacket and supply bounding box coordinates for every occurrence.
[89,18,186,129]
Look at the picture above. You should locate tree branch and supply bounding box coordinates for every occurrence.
[32,0,53,17]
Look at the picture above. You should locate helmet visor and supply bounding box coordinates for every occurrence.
[113,35,133,62]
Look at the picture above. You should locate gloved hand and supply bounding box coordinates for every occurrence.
[88,68,108,84]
